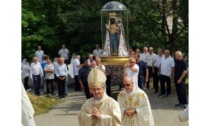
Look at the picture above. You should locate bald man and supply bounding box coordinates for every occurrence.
[87,54,93,66]
[55,57,67,99]
[124,57,139,88]
[174,51,188,108]
[118,76,154,126]
[96,57,105,73]
[146,47,156,89]
[141,47,149,63]
[152,48,164,94]
[158,49,175,97]
[30,57,43,96]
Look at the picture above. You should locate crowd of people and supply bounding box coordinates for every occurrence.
[125,46,188,109]
[22,45,70,99]
[21,44,188,125]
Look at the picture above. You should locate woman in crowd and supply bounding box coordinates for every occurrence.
[21,58,30,90]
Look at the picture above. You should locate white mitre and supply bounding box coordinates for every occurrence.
[88,68,107,88]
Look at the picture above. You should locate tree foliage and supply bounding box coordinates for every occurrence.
[22,0,188,60]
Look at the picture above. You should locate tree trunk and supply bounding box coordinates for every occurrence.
[169,0,178,52]
[161,0,167,45]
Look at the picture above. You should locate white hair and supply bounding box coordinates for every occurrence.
[176,50,183,56]
[76,55,80,59]
[60,57,65,61]
[143,47,148,51]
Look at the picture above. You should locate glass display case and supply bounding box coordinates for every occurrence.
[101,1,129,57]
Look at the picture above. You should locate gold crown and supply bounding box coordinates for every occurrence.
[109,12,116,18]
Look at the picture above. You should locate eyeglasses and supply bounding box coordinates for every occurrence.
[123,84,130,87]
[130,61,136,63]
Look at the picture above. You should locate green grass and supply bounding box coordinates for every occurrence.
[185,77,189,95]
[28,93,64,116]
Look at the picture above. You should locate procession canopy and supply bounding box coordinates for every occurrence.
[102,1,127,11]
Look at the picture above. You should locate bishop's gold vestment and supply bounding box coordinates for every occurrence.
[118,87,154,126]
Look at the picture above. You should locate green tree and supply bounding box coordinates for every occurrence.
[159,0,188,54]
[22,0,188,60]
[22,0,60,60]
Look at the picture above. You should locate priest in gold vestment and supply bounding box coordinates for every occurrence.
[118,76,154,126]
[78,68,122,126]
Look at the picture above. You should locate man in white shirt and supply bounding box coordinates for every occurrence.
[73,55,81,91]
[30,57,43,96]
[44,59,55,96]
[146,47,156,89]
[152,48,164,94]
[87,53,93,66]
[58,44,70,64]
[141,47,148,63]
[93,44,102,57]
[96,57,106,73]
[158,49,175,97]
[35,46,44,63]
[124,57,139,88]
[55,57,67,99]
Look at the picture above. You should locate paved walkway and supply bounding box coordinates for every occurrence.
[34,85,188,126]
